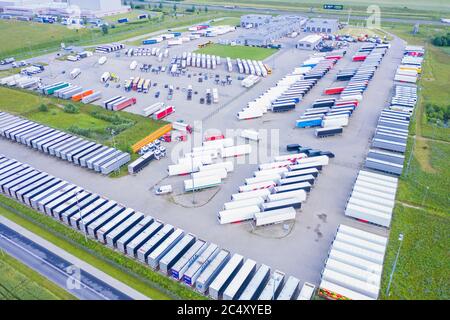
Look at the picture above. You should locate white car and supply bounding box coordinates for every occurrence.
[155,185,172,195]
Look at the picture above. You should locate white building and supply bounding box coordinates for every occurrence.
[297,34,322,50]
[0,0,130,18]
[68,0,129,17]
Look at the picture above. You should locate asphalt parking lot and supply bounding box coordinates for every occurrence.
[0,28,406,285]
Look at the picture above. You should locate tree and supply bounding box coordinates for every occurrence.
[159,1,163,10]
[173,4,177,12]
[101,24,109,35]
[38,104,48,112]
[204,6,208,12]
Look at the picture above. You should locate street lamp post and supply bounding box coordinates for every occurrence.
[190,153,196,205]
[386,233,404,296]
[75,190,87,242]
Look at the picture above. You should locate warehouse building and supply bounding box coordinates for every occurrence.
[237,15,307,47]
[0,0,130,17]
[304,18,339,33]
[297,34,323,50]
[240,14,272,28]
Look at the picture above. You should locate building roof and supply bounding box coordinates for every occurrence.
[299,34,323,43]
[306,18,339,24]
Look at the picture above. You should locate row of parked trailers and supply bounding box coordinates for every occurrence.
[344,170,398,228]
[0,74,41,89]
[185,52,221,70]
[238,54,341,120]
[0,112,130,175]
[236,58,268,77]
[95,43,125,53]
[0,154,315,300]
[39,81,102,104]
[101,95,137,111]
[364,48,421,176]
[218,154,331,225]
[319,224,388,300]
[296,97,360,137]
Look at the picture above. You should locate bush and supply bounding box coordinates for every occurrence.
[425,103,450,125]
[432,33,450,47]
[63,104,79,114]
[68,125,93,138]
[38,104,48,112]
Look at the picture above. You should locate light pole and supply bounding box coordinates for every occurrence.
[421,186,429,207]
[386,233,404,296]
[75,190,87,242]
[190,153,196,205]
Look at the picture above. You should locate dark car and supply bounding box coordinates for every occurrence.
[319,151,335,158]
[286,144,301,152]
[155,91,160,98]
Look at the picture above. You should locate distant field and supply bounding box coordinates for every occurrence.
[188,0,450,12]
[0,11,244,60]
[0,251,76,300]
[209,17,241,26]
[336,26,392,40]
[0,20,89,59]
[195,43,277,59]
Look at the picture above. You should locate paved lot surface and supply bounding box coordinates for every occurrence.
[0,216,149,300]
[0,31,405,286]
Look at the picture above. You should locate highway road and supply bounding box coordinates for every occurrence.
[144,0,446,25]
[0,218,144,300]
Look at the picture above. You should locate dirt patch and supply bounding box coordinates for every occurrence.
[415,137,437,173]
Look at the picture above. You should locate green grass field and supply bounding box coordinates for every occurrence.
[195,43,277,59]
[378,23,450,300]
[0,87,165,154]
[0,10,245,60]
[0,195,206,300]
[209,17,241,26]
[187,0,450,19]
[0,251,77,300]
[0,20,90,60]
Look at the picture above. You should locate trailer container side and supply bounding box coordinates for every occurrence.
[223,259,257,300]
[217,206,261,225]
[116,216,154,253]
[319,279,374,300]
[321,269,379,299]
[231,189,271,201]
[96,208,135,243]
[258,270,285,300]
[147,228,185,269]
[159,233,196,274]
[170,239,207,281]
[208,254,244,300]
[128,221,164,258]
[182,243,220,286]
[277,276,300,300]
[297,282,316,300]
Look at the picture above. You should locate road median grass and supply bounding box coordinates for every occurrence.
[0,251,77,300]
[0,194,207,300]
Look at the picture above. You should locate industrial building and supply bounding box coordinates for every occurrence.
[0,0,130,18]
[304,18,340,34]
[237,15,307,47]
[297,34,323,50]
[240,14,272,28]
